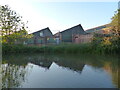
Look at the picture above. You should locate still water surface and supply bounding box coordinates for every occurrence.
[2,54,119,88]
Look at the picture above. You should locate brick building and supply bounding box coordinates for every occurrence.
[73,34,93,44]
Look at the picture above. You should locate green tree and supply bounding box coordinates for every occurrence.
[110,9,120,51]
[110,9,120,37]
[0,5,32,44]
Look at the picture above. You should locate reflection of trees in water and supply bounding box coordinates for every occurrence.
[110,68,118,88]
[2,63,31,88]
[0,64,2,90]
[103,61,119,88]
[2,53,119,88]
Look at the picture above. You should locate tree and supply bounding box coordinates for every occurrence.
[91,8,120,54]
[110,9,120,37]
[0,5,32,44]
[110,9,120,50]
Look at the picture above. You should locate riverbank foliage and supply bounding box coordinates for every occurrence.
[2,42,120,55]
[90,8,120,55]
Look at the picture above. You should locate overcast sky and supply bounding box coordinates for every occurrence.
[0,0,119,34]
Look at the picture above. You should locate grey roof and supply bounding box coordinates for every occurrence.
[32,27,53,35]
[85,24,109,33]
[60,24,86,34]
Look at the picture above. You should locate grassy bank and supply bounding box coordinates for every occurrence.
[2,43,92,54]
[2,43,119,55]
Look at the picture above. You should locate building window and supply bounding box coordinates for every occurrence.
[40,32,43,36]
[47,37,50,40]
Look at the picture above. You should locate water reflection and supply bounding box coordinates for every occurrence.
[2,54,119,88]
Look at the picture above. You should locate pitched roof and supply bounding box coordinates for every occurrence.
[32,27,52,34]
[85,24,109,33]
[60,24,82,33]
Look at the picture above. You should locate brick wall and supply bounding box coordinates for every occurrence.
[73,34,93,44]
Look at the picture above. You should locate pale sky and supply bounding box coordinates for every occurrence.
[0,0,119,34]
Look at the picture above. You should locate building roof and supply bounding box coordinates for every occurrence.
[85,24,109,33]
[61,24,84,33]
[31,27,53,35]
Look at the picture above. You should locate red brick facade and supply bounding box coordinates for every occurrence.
[73,34,93,44]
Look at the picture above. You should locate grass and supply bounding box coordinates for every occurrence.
[2,43,92,54]
[2,43,119,55]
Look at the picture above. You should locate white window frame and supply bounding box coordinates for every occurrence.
[40,32,43,36]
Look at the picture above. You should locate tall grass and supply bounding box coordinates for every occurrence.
[2,43,119,55]
[2,43,92,54]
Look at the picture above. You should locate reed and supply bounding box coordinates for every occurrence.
[2,43,119,55]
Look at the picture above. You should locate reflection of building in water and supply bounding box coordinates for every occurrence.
[54,60,85,73]
[29,55,85,73]
[30,59,53,69]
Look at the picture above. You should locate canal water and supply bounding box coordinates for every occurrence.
[2,54,119,88]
